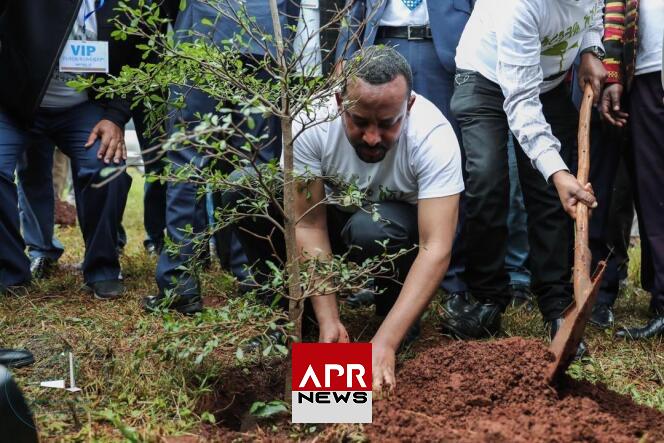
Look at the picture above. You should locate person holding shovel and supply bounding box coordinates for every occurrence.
[442,0,604,356]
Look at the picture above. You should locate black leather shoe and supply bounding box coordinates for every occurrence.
[615,316,664,340]
[589,303,614,329]
[0,349,34,368]
[440,303,501,339]
[85,279,125,300]
[142,293,203,315]
[441,292,475,318]
[509,284,533,308]
[244,328,288,353]
[144,242,161,257]
[345,288,375,309]
[30,257,57,280]
[549,318,587,360]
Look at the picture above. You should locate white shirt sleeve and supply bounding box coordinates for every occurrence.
[497,62,569,181]
[290,114,323,176]
[494,2,567,181]
[580,1,605,52]
[413,123,465,200]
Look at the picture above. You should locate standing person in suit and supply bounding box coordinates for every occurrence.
[0,0,137,299]
[143,1,300,313]
[600,0,664,339]
[336,0,475,315]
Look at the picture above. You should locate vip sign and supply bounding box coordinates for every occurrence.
[292,343,371,423]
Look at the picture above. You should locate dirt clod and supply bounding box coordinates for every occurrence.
[54,199,77,226]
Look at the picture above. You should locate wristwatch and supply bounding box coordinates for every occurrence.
[580,45,605,61]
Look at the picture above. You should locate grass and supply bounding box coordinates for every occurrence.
[1,170,663,441]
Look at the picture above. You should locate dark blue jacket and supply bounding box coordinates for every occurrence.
[174,0,300,57]
[336,0,474,73]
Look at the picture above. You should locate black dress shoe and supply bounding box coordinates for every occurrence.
[142,293,203,315]
[244,328,288,353]
[441,292,475,318]
[345,288,376,309]
[615,315,664,340]
[589,303,614,329]
[0,349,34,368]
[549,318,587,360]
[85,279,125,300]
[440,303,501,340]
[144,242,161,257]
[509,284,533,308]
[30,257,57,280]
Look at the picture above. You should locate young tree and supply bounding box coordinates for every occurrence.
[80,0,403,398]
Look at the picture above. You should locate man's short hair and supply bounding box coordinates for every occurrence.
[342,45,413,98]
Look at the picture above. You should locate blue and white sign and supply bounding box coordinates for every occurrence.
[59,40,109,73]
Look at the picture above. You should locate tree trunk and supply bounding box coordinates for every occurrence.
[268,0,303,402]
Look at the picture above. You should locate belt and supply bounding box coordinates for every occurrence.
[376,25,432,41]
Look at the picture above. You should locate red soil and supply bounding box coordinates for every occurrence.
[54,199,77,226]
[368,337,663,442]
[198,337,663,442]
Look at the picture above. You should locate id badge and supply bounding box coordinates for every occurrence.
[59,40,109,73]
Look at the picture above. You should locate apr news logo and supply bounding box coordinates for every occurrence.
[292,343,372,423]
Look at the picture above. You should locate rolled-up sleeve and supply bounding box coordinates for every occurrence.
[497,62,568,181]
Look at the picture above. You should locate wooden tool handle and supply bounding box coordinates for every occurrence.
[574,83,594,300]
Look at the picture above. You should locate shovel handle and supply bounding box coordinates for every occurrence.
[574,83,594,297]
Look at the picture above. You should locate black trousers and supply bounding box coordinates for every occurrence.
[450,71,575,320]
[628,72,664,313]
[222,171,419,316]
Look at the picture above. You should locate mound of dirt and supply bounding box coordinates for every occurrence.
[368,337,663,442]
[54,199,77,226]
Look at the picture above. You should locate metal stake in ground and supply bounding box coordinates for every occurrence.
[546,83,607,384]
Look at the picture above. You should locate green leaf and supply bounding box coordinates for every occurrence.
[179,0,187,11]
[235,347,244,361]
[249,400,288,418]
[201,17,213,27]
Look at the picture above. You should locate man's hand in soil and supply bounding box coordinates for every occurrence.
[371,340,396,395]
[318,318,349,343]
[86,119,127,165]
[578,53,608,105]
[551,170,597,219]
[600,83,629,127]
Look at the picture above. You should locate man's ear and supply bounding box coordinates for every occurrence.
[407,94,416,112]
[335,91,343,109]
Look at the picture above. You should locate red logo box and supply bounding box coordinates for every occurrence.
[291,343,372,423]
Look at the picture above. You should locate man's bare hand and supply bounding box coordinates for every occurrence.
[599,83,629,127]
[578,53,608,105]
[551,170,597,219]
[85,119,127,164]
[371,341,396,396]
[318,319,349,343]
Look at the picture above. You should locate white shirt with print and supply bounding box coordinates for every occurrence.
[286,93,464,210]
[455,0,604,181]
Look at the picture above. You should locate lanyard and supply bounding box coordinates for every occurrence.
[82,0,105,40]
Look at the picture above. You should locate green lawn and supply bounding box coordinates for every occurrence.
[1,170,662,441]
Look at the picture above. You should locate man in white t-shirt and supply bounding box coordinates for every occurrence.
[225,46,463,389]
[443,0,603,351]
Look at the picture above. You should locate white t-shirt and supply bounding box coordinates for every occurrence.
[635,0,664,76]
[456,0,604,93]
[379,0,429,27]
[41,0,99,108]
[286,94,464,210]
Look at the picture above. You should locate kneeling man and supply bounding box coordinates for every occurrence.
[228,46,463,389]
